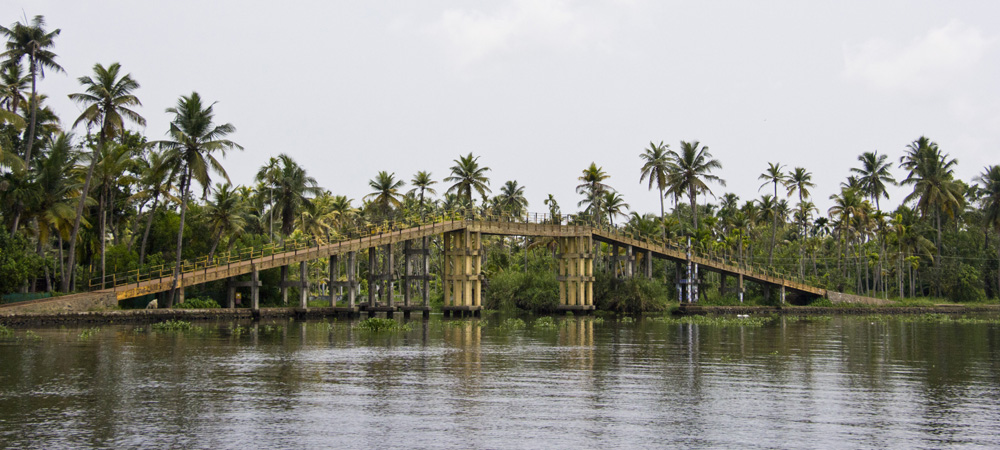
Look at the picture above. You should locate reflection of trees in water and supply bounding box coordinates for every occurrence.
[443,321,482,390]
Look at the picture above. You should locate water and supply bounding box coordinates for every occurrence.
[1,315,999,449]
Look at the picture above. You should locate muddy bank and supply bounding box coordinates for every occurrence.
[675,304,1000,316]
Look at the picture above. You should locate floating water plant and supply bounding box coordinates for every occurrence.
[649,315,768,327]
[534,316,557,329]
[78,327,101,340]
[357,317,411,332]
[0,325,12,337]
[151,320,194,332]
[496,318,526,331]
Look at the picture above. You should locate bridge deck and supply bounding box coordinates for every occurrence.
[103,220,826,301]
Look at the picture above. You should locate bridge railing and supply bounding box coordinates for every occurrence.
[90,209,810,293]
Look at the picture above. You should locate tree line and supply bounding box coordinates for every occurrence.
[1,15,998,305]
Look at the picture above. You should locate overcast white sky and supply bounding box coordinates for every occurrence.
[7,1,1000,216]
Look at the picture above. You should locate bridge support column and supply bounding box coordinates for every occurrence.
[299,261,309,309]
[780,285,786,304]
[720,273,727,297]
[443,230,482,317]
[329,255,339,307]
[625,245,634,278]
[557,235,594,314]
[402,239,432,319]
[251,264,259,311]
[347,251,357,309]
[280,265,289,305]
[644,249,653,279]
[738,273,744,303]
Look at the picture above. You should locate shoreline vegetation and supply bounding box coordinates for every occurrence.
[0,14,998,318]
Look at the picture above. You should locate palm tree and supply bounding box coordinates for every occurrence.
[603,191,629,228]
[576,162,611,226]
[978,165,1000,297]
[91,141,138,284]
[365,171,404,218]
[758,162,786,265]
[900,136,964,281]
[496,180,528,219]
[268,154,321,235]
[155,92,242,307]
[0,62,28,113]
[408,170,437,219]
[640,141,672,241]
[667,141,724,231]
[444,153,491,208]
[544,194,560,222]
[62,62,144,292]
[202,183,249,260]
[254,156,281,240]
[851,151,895,211]
[26,133,83,289]
[131,148,176,265]
[0,15,62,166]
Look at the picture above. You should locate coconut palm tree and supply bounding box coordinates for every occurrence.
[25,133,84,289]
[496,180,528,219]
[667,141,724,231]
[154,92,242,307]
[640,141,672,241]
[268,154,321,235]
[365,171,404,218]
[408,170,437,219]
[603,191,629,228]
[62,62,144,292]
[978,165,1000,297]
[758,162,786,266]
[576,162,611,226]
[544,194,560,222]
[851,151,895,211]
[202,182,249,260]
[444,153,491,208]
[0,15,62,166]
[131,148,176,266]
[899,136,964,281]
[0,62,28,113]
[90,141,138,284]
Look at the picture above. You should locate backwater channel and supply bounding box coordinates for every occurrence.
[1,314,999,449]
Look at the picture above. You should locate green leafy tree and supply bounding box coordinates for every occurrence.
[668,141,724,231]
[978,165,1000,297]
[202,182,249,260]
[268,154,321,235]
[408,170,437,219]
[758,162,786,265]
[365,171,404,218]
[851,151,895,211]
[444,153,491,207]
[576,162,611,226]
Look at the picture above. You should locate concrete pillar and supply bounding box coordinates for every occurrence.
[251,264,260,311]
[347,251,357,308]
[329,254,338,307]
[280,265,288,305]
[781,285,786,304]
[386,243,394,307]
[422,237,430,308]
[625,245,634,278]
[404,240,412,307]
[178,287,185,305]
[227,285,235,309]
[738,273,744,303]
[368,247,376,307]
[645,249,653,279]
[299,261,308,309]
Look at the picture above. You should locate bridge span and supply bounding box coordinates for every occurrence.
[88,218,826,317]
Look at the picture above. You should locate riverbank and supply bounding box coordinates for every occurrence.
[675,303,1000,316]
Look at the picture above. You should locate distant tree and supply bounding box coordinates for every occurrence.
[365,171,404,218]
[640,141,672,241]
[444,153,491,207]
[667,141,724,231]
[576,162,611,226]
[758,162,786,266]
[851,151,895,211]
[978,165,1000,297]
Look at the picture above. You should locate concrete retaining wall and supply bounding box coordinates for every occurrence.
[826,291,893,305]
[0,292,118,315]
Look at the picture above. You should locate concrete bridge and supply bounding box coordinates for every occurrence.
[75,217,826,317]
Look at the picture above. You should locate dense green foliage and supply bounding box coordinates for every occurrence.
[484,270,559,313]
[593,272,671,314]
[0,229,44,295]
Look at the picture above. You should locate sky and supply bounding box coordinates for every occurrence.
[6,0,1000,217]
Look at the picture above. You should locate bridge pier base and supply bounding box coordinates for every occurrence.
[400,239,432,320]
[557,235,594,313]
[443,230,482,317]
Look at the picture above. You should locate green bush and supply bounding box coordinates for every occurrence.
[0,229,45,295]
[175,297,221,309]
[484,270,559,313]
[944,263,986,303]
[593,272,670,314]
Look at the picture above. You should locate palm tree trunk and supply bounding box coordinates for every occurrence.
[23,54,38,166]
[658,186,665,242]
[138,193,160,266]
[167,168,191,308]
[935,209,942,297]
[690,187,698,230]
[62,142,101,292]
[208,228,223,261]
[769,183,777,265]
[99,189,107,288]
[57,234,65,292]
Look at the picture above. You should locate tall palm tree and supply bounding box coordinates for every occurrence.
[496,180,528,219]
[758,162,785,265]
[131,148,176,265]
[576,162,611,226]
[202,182,249,260]
[544,194,560,222]
[254,156,281,241]
[900,136,963,278]
[155,92,242,307]
[268,154,321,235]
[851,151,895,211]
[978,165,1000,297]
[408,170,437,219]
[667,141,724,231]
[640,140,672,241]
[444,153,491,208]
[365,171,404,218]
[91,141,138,284]
[62,62,144,292]
[0,15,62,166]
[29,133,87,290]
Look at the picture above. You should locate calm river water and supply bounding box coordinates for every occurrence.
[1,315,999,449]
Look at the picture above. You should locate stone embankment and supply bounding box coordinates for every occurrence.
[0,307,356,327]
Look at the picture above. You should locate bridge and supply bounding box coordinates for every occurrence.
[72,214,826,317]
